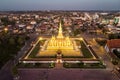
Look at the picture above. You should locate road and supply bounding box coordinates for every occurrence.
[81,33,120,79]
[81,33,114,69]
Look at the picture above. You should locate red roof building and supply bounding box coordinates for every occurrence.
[107,39,120,49]
[105,39,120,58]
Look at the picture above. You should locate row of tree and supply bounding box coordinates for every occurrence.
[1,17,15,26]
[0,32,30,68]
[108,33,120,40]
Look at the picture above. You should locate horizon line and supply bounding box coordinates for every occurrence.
[0,9,120,12]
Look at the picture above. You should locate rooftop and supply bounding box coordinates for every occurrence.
[107,39,120,48]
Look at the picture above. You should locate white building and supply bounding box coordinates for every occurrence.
[115,16,120,26]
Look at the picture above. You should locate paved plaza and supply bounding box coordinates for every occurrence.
[18,69,119,80]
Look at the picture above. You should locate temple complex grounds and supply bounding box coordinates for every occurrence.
[18,22,105,69]
[22,37,94,59]
[18,37,105,69]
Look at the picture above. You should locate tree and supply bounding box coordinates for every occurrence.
[1,17,15,26]
[98,24,104,29]
[17,37,24,45]
[25,36,30,41]
[12,66,19,80]
[102,28,108,34]
[108,34,115,39]
[74,29,81,36]
[113,49,120,58]
[112,58,119,65]
[1,17,9,26]
[81,27,87,32]
[9,38,15,45]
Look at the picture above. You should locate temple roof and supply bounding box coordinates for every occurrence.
[57,21,64,39]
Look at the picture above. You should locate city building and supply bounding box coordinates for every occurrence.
[105,39,120,53]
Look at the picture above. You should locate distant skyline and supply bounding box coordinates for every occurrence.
[0,0,120,11]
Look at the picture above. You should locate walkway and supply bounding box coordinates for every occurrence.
[54,63,64,69]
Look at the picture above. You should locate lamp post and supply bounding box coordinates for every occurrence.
[4,27,8,33]
[39,37,42,41]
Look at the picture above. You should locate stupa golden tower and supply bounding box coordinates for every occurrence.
[47,21,74,50]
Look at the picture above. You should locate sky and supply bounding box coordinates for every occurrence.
[0,0,120,11]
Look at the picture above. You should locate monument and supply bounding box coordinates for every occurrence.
[47,22,74,50]
[38,21,82,57]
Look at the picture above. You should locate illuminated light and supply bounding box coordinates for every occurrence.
[51,61,54,63]
[4,28,8,32]
[47,21,74,50]
[57,21,64,38]
[109,28,112,31]
[56,59,62,63]
[87,45,90,47]
[39,37,42,40]
[80,38,83,41]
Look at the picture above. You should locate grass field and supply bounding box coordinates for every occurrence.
[80,40,93,58]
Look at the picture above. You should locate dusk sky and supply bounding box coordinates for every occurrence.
[0,0,120,11]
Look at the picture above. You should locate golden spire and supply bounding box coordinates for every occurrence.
[57,21,64,38]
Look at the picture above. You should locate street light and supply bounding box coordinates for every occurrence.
[4,27,8,32]
[39,37,42,41]
[80,38,83,41]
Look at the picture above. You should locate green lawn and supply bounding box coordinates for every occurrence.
[80,41,93,58]
[29,42,40,58]
[28,40,46,58]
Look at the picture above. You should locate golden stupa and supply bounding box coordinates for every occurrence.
[47,22,73,50]
[38,21,82,57]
